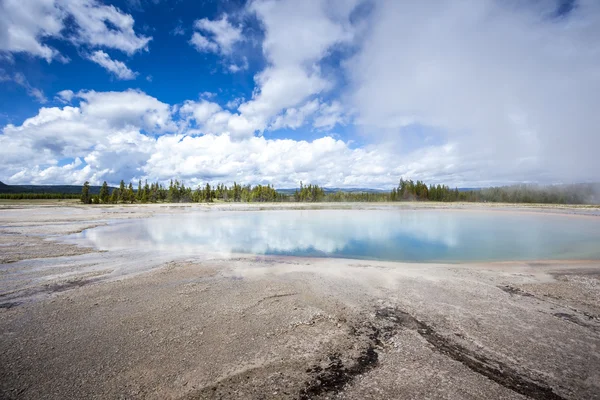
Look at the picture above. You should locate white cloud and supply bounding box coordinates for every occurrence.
[250,0,356,66]
[2,86,574,188]
[143,134,399,188]
[55,89,74,103]
[270,99,320,130]
[63,0,151,54]
[189,32,218,53]
[179,99,251,139]
[314,101,345,130]
[224,0,358,137]
[191,15,243,55]
[0,89,405,187]
[0,90,171,159]
[0,0,64,62]
[77,89,174,131]
[200,91,216,99]
[346,0,600,183]
[180,100,222,125]
[180,2,359,139]
[0,0,150,62]
[87,50,137,80]
[225,97,244,110]
[0,90,175,185]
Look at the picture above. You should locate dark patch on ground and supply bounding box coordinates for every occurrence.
[553,312,583,325]
[553,312,599,332]
[375,307,567,400]
[299,324,379,399]
[298,305,569,399]
[299,348,378,400]
[581,310,599,320]
[44,279,93,293]
[499,285,534,297]
[0,301,21,309]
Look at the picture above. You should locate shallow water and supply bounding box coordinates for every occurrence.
[73,209,600,263]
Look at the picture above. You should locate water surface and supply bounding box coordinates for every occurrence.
[74,210,600,263]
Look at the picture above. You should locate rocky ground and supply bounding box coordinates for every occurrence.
[0,203,599,399]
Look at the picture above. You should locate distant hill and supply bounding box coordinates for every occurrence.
[0,181,110,195]
[277,187,388,195]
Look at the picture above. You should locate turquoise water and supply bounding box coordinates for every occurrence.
[76,210,600,263]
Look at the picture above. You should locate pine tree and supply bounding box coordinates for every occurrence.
[127,183,135,203]
[141,180,149,203]
[205,183,212,202]
[110,189,119,203]
[81,181,91,204]
[119,180,126,203]
[99,181,109,203]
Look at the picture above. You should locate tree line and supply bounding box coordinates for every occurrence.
[81,179,286,204]
[76,178,600,205]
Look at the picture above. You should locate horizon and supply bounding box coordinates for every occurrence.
[1,0,598,188]
[3,179,600,193]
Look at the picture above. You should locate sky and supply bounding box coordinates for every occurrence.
[0,0,598,189]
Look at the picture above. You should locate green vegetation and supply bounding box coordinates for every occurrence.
[81,181,91,204]
[1,179,598,204]
[76,178,600,205]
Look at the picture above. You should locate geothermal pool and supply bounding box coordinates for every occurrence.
[74,209,600,263]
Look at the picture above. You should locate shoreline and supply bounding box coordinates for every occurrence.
[1,199,600,214]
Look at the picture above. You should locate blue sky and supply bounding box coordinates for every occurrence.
[0,0,598,188]
[1,1,257,124]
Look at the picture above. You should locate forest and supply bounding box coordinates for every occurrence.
[72,178,600,205]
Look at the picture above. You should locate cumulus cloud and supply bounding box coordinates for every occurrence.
[0,89,405,187]
[178,99,252,139]
[87,50,138,80]
[0,89,172,174]
[143,134,399,188]
[77,89,174,131]
[0,0,64,62]
[190,15,243,55]
[0,0,150,62]
[270,99,320,130]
